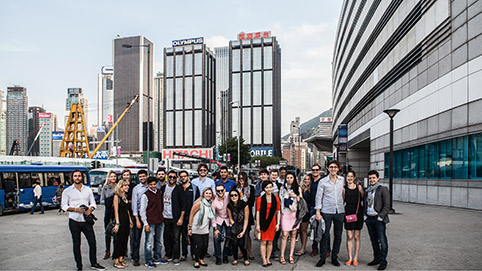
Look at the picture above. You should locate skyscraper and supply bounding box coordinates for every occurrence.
[97,66,114,128]
[65,87,88,131]
[228,31,281,156]
[154,72,164,152]
[38,112,57,156]
[0,90,6,155]
[163,37,216,149]
[215,46,229,145]
[28,106,46,156]
[7,86,28,155]
[113,35,154,154]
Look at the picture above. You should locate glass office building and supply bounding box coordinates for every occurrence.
[163,40,216,148]
[228,33,281,156]
[332,0,482,209]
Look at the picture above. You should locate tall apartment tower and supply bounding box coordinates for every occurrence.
[65,88,88,130]
[113,35,154,153]
[38,112,57,156]
[215,46,229,145]
[28,106,46,156]
[228,31,281,156]
[153,72,164,152]
[0,90,6,155]
[7,86,28,155]
[97,66,114,128]
[163,37,216,149]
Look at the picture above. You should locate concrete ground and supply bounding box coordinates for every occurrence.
[1,201,482,270]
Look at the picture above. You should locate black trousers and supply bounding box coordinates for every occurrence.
[191,234,209,262]
[69,219,97,269]
[164,218,181,260]
[232,235,248,261]
[180,223,193,257]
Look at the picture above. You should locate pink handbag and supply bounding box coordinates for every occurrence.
[345,185,360,223]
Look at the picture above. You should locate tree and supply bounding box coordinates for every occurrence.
[218,137,252,169]
[251,155,282,168]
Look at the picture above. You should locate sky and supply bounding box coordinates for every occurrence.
[0,0,343,136]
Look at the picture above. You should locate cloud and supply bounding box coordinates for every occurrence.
[205,35,230,50]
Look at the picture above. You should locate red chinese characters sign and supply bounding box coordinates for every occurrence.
[238,31,271,40]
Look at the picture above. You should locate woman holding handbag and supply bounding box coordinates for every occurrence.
[112,180,133,269]
[227,189,250,266]
[342,170,364,266]
[278,172,301,265]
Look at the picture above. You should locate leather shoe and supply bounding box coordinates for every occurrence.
[315,259,325,267]
[310,250,318,257]
[332,258,340,266]
[133,261,140,266]
[223,257,228,264]
[378,264,387,270]
[216,258,222,265]
[368,260,380,266]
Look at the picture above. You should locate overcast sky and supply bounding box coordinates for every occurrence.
[0,0,342,136]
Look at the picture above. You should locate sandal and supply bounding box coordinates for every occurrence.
[113,263,125,269]
[267,262,272,266]
[244,260,250,266]
[294,251,305,256]
[232,260,238,265]
[120,261,128,267]
[289,256,295,264]
[193,262,200,269]
[280,257,286,265]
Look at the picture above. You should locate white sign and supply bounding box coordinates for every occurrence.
[162,148,213,160]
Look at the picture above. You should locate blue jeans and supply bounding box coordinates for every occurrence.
[320,212,344,260]
[366,216,388,265]
[30,196,44,214]
[132,221,143,262]
[145,223,164,263]
[213,222,230,259]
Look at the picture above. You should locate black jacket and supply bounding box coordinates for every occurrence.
[364,185,390,224]
[179,183,194,224]
[160,184,183,222]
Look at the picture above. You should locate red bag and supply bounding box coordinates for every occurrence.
[345,185,360,223]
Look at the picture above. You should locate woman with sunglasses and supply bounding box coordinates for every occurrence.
[188,187,215,268]
[235,171,255,259]
[227,190,250,266]
[256,181,280,267]
[279,172,301,265]
[211,183,231,265]
[295,173,314,256]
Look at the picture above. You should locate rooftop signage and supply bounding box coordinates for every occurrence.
[101,66,113,75]
[39,113,51,118]
[172,37,204,47]
[238,31,271,40]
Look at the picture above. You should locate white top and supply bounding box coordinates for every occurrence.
[163,185,175,219]
[140,188,159,225]
[366,190,378,217]
[33,185,42,199]
[61,184,96,222]
[315,175,345,214]
[192,203,211,235]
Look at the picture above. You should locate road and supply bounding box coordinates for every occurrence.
[1,201,481,270]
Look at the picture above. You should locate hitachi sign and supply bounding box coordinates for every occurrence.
[172,37,204,47]
[163,148,213,160]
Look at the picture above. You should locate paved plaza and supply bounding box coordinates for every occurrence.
[1,201,481,270]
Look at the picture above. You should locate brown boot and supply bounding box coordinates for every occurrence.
[103,250,110,260]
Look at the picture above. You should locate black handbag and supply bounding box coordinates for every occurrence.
[80,205,98,225]
[107,221,117,237]
[231,222,244,236]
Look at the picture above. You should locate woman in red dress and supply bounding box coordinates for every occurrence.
[256,181,280,267]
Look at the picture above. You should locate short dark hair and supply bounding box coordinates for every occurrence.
[138,169,148,176]
[346,170,356,177]
[327,160,339,168]
[71,170,83,181]
[157,168,166,174]
[197,163,208,172]
[179,170,189,177]
[368,170,379,178]
[168,170,177,176]
[262,181,273,191]
[270,169,279,174]
[279,167,287,172]
[220,166,228,171]
[147,176,157,184]
[259,169,269,175]
[311,164,321,170]
[216,183,225,189]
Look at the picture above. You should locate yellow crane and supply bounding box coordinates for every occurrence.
[59,95,139,158]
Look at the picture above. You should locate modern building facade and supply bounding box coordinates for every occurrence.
[113,35,154,154]
[65,87,88,131]
[0,90,6,155]
[332,0,482,209]
[7,86,28,155]
[28,106,46,156]
[97,66,114,128]
[228,32,282,157]
[215,46,230,145]
[38,112,57,156]
[153,72,164,152]
[163,37,216,149]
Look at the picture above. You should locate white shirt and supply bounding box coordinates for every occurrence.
[33,184,42,199]
[140,188,158,226]
[163,185,175,219]
[61,184,96,222]
[366,190,379,217]
[315,175,345,214]
[191,177,215,200]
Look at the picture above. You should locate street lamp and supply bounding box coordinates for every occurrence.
[122,43,152,173]
[230,100,241,173]
[384,108,400,214]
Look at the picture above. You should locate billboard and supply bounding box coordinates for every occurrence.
[92,150,109,160]
[250,147,274,157]
[52,131,64,140]
[172,37,204,47]
[39,113,51,118]
[162,148,213,160]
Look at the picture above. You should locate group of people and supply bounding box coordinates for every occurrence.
[60,161,390,270]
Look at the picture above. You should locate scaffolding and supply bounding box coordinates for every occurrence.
[59,103,90,158]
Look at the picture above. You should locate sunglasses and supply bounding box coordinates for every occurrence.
[230,194,238,198]
[199,169,207,172]
[168,176,177,179]
[312,169,320,171]
[216,189,225,193]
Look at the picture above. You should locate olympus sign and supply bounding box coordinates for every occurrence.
[172,37,204,47]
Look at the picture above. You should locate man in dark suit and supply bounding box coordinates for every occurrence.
[364,170,390,270]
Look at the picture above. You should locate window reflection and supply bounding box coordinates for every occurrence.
[264,107,272,144]
[185,111,193,146]
[264,71,272,105]
[264,47,272,70]
[185,77,193,109]
[175,54,183,76]
[243,49,251,71]
[242,108,251,144]
[253,47,261,70]
[166,79,174,110]
[176,111,183,146]
[175,78,183,109]
[253,107,262,144]
[253,72,262,105]
[233,50,240,72]
[194,76,202,108]
[242,73,251,106]
[194,110,202,146]
[185,53,193,76]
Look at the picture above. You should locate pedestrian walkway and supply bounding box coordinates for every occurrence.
[0,201,481,270]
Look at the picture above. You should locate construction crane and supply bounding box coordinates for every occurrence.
[88,95,139,159]
[26,121,47,156]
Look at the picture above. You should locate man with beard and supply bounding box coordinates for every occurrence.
[161,170,183,265]
[179,170,195,261]
[131,170,149,266]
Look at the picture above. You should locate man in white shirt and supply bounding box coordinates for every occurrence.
[315,160,345,268]
[30,180,44,214]
[62,170,105,271]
